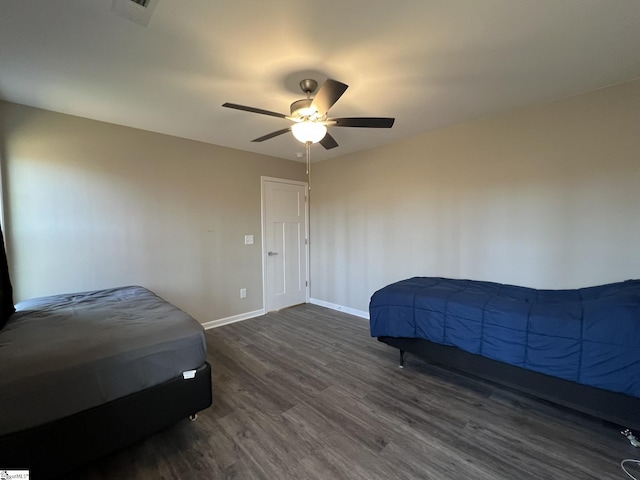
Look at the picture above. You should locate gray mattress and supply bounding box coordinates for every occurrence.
[0,286,207,436]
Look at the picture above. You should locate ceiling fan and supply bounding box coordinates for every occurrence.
[222,78,395,150]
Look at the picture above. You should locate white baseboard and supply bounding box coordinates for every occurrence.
[202,300,370,329]
[309,298,369,320]
[202,308,265,330]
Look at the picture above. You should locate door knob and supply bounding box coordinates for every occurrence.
[268,251,278,256]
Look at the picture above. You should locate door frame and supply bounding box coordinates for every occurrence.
[261,176,310,312]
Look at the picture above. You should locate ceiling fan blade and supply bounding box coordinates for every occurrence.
[251,128,291,142]
[310,79,348,115]
[320,132,339,150]
[222,103,288,119]
[330,117,395,128]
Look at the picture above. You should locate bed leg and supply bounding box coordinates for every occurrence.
[399,349,405,369]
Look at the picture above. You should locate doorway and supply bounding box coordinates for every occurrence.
[261,177,309,311]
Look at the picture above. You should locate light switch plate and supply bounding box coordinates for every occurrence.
[244,235,254,245]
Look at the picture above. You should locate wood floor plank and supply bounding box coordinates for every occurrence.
[73,303,635,479]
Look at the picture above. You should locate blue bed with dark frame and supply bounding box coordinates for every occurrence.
[370,276,640,430]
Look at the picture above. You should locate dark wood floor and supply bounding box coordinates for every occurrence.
[74,304,637,479]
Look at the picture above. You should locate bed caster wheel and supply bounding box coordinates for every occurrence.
[189,414,198,422]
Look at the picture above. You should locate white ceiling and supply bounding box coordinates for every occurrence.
[1,0,639,162]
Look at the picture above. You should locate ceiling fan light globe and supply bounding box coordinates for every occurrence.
[292,121,327,144]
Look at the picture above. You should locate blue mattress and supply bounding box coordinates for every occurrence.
[370,277,640,398]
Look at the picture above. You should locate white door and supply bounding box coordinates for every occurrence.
[262,178,308,311]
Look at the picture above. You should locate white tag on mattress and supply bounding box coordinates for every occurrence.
[182,370,197,379]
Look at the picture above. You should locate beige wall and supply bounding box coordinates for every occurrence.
[2,79,639,321]
[0,101,306,322]
[311,79,640,313]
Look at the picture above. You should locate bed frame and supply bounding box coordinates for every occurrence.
[0,362,212,478]
[378,336,640,431]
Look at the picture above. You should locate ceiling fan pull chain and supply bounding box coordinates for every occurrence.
[306,141,311,191]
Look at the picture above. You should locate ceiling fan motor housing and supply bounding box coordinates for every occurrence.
[290,98,315,117]
[291,79,321,118]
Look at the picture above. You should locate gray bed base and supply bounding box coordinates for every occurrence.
[0,362,212,479]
